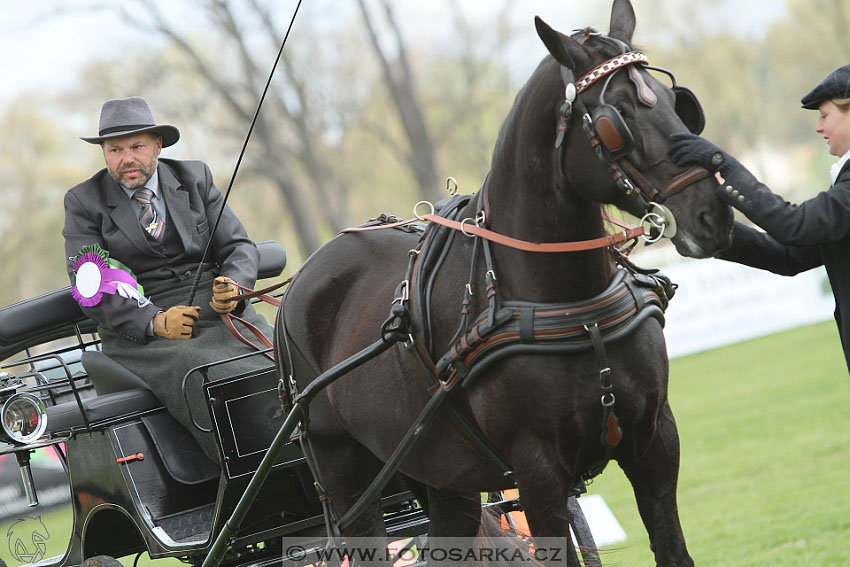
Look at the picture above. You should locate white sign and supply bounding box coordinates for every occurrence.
[577,494,627,546]
[659,258,834,358]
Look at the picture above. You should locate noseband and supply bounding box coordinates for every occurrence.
[556,33,711,239]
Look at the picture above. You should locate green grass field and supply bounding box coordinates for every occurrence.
[593,321,850,565]
[2,321,848,566]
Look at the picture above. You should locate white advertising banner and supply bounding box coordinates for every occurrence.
[657,258,834,359]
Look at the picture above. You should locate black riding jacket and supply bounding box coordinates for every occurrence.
[717,160,850,374]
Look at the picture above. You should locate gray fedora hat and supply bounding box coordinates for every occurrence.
[81,96,180,147]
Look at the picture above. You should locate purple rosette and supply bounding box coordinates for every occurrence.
[71,252,144,307]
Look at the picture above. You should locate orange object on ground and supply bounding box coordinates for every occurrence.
[499,489,531,537]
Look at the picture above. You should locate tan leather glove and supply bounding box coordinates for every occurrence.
[210,276,239,314]
[152,305,201,339]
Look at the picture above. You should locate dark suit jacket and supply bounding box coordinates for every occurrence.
[62,158,259,343]
[718,159,850,372]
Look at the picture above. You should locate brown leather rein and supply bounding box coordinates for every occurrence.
[219,278,291,360]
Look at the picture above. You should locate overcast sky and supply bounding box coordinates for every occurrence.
[0,0,788,103]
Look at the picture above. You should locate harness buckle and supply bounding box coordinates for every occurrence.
[393,280,409,304]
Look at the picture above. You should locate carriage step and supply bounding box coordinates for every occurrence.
[156,504,215,543]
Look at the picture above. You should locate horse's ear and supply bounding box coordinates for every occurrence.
[535,16,588,70]
[609,0,636,43]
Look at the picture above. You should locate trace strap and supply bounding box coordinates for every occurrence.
[422,213,644,252]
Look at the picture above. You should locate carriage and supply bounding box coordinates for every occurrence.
[1,2,734,566]
[0,239,420,566]
[0,239,597,567]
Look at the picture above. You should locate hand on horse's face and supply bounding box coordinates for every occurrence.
[669,133,762,205]
[668,133,735,174]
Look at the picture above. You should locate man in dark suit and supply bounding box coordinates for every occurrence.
[62,97,272,463]
[669,65,850,375]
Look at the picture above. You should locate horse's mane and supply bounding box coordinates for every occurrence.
[489,55,559,167]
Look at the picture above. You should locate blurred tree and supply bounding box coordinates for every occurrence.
[68,0,522,262]
[8,0,847,307]
[635,0,850,199]
[766,0,850,143]
[356,0,441,204]
[0,97,98,305]
[113,0,338,259]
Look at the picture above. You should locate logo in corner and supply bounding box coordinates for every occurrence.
[6,515,50,564]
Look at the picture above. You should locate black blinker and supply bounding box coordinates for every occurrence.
[591,104,634,161]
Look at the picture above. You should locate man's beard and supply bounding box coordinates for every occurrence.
[110,156,158,190]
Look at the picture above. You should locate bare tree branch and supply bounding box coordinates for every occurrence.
[357,0,441,203]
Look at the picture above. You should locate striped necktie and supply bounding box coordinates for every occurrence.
[132,188,165,240]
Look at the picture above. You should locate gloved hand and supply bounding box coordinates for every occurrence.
[669,132,760,204]
[153,305,201,339]
[668,132,740,175]
[210,276,239,314]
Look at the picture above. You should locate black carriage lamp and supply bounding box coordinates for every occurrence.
[0,372,48,507]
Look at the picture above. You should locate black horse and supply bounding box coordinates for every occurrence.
[276,1,731,565]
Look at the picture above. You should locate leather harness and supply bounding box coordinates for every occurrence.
[383,187,676,482]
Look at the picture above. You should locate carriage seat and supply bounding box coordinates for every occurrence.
[82,350,151,394]
[46,387,161,434]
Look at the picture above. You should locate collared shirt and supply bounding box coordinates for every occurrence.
[831,149,850,186]
[122,169,166,220]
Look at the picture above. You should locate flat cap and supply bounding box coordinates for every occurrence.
[801,65,850,110]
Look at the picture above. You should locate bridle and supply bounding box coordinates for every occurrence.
[556,29,711,240]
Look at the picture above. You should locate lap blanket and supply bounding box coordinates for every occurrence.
[100,271,274,464]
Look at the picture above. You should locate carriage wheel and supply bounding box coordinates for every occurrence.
[568,496,601,567]
[81,556,123,567]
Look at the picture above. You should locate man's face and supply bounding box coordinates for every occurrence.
[102,133,162,189]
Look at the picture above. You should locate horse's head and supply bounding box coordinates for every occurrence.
[533,0,733,258]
